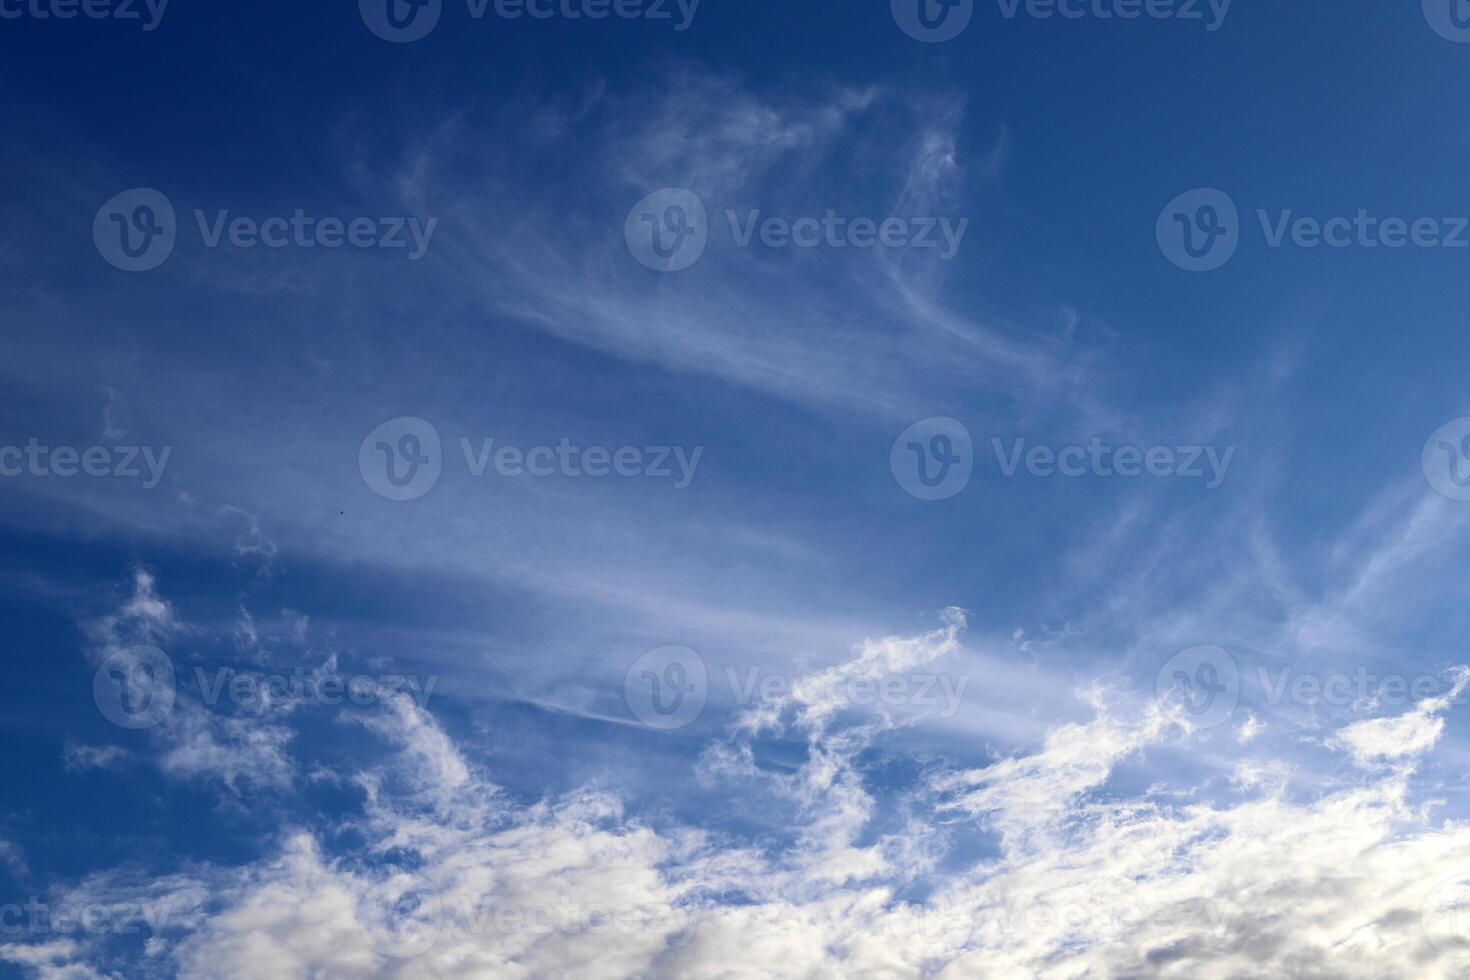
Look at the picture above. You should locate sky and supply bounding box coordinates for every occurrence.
[6,0,1470,976]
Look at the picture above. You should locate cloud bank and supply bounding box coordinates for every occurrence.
[8,576,1470,979]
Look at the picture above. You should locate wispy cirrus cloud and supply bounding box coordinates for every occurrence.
[347,72,1098,426]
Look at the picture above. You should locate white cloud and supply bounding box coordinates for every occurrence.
[363,73,1094,425]
[61,741,131,773]
[0,940,108,980]
[0,837,27,878]
[83,573,296,794]
[1331,668,1470,768]
[24,572,1470,979]
[154,650,1470,979]
[154,698,295,792]
[83,567,181,662]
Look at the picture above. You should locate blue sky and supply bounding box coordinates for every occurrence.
[7,1,1470,976]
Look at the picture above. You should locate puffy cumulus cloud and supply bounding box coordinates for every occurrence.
[168,836,383,979]
[912,667,1470,978]
[21,575,1470,978]
[114,695,706,980]
[0,940,109,980]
